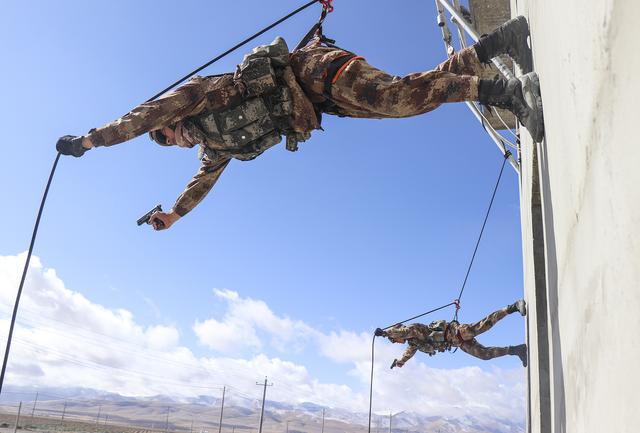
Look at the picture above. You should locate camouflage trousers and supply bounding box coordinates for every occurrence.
[449,305,514,361]
[327,46,484,119]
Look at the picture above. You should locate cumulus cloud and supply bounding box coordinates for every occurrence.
[194,288,316,354]
[0,253,524,422]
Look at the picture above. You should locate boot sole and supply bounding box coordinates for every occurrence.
[520,72,545,142]
[509,16,533,74]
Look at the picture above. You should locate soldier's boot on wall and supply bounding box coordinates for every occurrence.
[478,72,545,142]
[474,16,533,74]
[508,344,528,367]
[507,299,527,316]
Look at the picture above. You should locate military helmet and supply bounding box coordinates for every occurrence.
[149,129,172,146]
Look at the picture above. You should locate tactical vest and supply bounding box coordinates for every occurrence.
[411,320,457,355]
[184,37,310,162]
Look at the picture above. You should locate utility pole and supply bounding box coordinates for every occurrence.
[218,386,226,433]
[256,377,273,433]
[165,406,171,433]
[388,411,404,433]
[286,420,290,433]
[13,401,22,433]
[30,392,38,425]
[60,400,67,424]
[321,409,325,433]
[232,426,235,433]
[190,419,194,433]
[96,405,102,424]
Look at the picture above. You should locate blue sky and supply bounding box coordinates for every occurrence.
[0,0,525,420]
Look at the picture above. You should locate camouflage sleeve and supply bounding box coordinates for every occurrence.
[86,76,208,147]
[172,156,232,217]
[399,344,418,364]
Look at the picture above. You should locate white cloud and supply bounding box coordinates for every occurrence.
[0,253,524,422]
[193,288,316,354]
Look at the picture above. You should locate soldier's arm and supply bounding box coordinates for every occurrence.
[171,155,232,218]
[85,77,208,148]
[397,345,418,366]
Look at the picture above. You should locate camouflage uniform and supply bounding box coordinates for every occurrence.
[290,44,483,118]
[85,42,484,217]
[389,303,518,364]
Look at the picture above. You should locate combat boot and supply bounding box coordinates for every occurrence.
[478,72,545,142]
[507,299,527,316]
[508,344,528,367]
[475,16,533,73]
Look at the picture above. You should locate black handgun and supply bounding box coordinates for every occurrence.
[137,204,165,229]
[390,359,398,369]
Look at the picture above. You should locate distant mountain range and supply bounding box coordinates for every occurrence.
[0,386,524,433]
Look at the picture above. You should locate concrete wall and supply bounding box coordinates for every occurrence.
[512,0,640,432]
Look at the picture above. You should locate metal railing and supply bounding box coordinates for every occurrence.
[434,0,520,173]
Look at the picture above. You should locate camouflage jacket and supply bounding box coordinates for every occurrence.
[83,41,371,217]
[397,321,459,364]
[86,44,327,217]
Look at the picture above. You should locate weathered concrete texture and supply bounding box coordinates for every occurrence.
[513,0,640,432]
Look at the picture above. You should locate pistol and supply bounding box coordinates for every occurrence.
[137,204,164,229]
[390,359,398,369]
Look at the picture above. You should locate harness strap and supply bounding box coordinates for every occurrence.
[294,0,334,51]
[323,53,363,98]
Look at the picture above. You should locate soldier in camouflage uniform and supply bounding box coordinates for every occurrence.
[57,16,542,230]
[377,299,528,367]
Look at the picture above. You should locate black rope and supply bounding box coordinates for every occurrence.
[367,334,375,433]
[382,301,457,331]
[453,151,510,321]
[0,0,327,396]
[0,152,61,394]
[147,0,321,102]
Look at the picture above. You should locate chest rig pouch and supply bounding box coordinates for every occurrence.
[188,37,301,161]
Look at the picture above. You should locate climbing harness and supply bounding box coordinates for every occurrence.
[0,0,333,395]
[367,150,511,433]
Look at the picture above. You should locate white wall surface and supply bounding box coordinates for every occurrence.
[513,0,640,432]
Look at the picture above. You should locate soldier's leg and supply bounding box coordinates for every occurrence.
[434,47,485,77]
[459,339,528,366]
[330,58,479,118]
[457,300,526,340]
[458,338,509,360]
[434,16,533,77]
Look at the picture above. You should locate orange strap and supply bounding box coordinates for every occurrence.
[331,56,364,84]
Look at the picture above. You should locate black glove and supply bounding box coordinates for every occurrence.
[374,328,386,337]
[390,359,398,369]
[56,135,88,157]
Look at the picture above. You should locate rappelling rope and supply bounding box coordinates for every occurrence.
[366,150,511,433]
[453,150,510,321]
[0,0,332,396]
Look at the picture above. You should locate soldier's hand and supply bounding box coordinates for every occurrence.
[150,210,180,231]
[56,135,89,157]
[374,328,387,337]
[390,359,404,369]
